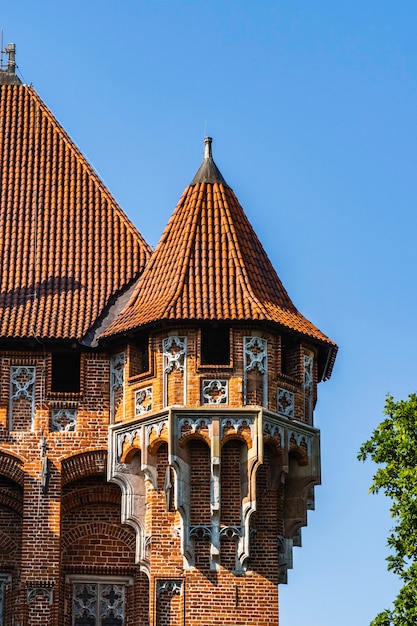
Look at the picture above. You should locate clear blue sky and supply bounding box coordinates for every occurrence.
[3,2,417,624]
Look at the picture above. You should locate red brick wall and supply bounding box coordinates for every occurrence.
[0,319,319,625]
[61,475,147,626]
[220,440,243,526]
[188,440,211,525]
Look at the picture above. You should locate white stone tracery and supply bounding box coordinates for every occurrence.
[51,408,77,432]
[135,386,153,415]
[178,416,212,440]
[72,581,126,626]
[163,336,187,406]
[243,337,268,406]
[108,408,321,580]
[304,353,314,423]
[110,353,125,423]
[263,420,285,447]
[219,526,242,539]
[156,579,182,596]
[277,387,294,418]
[289,430,313,457]
[189,525,212,540]
[221,416,254,440]
[145,419,168,447]
[202,379,228,404]
[117,428,141,460]
[9,365,36,430]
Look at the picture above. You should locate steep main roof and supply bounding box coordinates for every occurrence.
[0,82,151,341]
[103,138,336,377]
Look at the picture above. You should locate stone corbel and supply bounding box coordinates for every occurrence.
[277,535,294,584]
[282,476,319,539]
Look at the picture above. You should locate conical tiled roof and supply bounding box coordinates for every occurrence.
[0,83,151,341]
[103,139,337,376]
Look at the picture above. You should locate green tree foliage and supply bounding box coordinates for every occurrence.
[358,394,417,626]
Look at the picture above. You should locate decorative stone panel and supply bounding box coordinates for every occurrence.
[156,579,182,596]
[289,429,313,458]
[156,579,183,626]
[178,416,212,440]
[145,419,168,448]
[163,336,187,407]
[26,584,53,605]
[263,420,285,447]
[9,365,36,430]
[221,416,254,441]
[202,379,228,405]
[304,353,314,424]
[277,387,294,419]
[73,582,125,625]
[51,408,77,432]
[110,352,125,423]
[243,337,268,407]
[135,386,153,415]
[189,525,212,540]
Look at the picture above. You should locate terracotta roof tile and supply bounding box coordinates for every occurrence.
[103,138,337,377]
[0,84,151,341]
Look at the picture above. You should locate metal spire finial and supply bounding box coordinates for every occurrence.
[190,136,228,186]
[204,136,213,159]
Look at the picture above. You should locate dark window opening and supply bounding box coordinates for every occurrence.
[136,335,149,374]
[51,353,81,392]
[201,325,230,365]
[281,336,299,378]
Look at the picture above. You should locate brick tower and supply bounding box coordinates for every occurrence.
[103,137,337,625]
[0,45,336,626]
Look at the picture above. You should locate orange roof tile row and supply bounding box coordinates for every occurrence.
[0,84,151,340]
[104,172,336,370]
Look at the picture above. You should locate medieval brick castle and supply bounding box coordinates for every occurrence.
[0,45,336,625]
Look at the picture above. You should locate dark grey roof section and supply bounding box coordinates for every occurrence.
[190,137,229,187]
